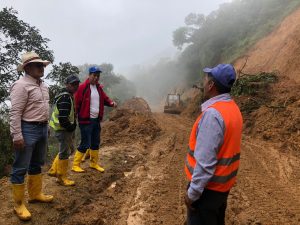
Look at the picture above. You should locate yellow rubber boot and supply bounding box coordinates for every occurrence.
[48,154,59,177]
[12,183,31,221]
[27,174,53,203]
[57,159,75,186]
[90,150,105,172]
[81,149,91,162]
[71,150,85,173]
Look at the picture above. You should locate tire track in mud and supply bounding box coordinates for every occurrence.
[61,144,148,225]
[116,113,193,225]
[227,137,300,225]
[147,114,193,225]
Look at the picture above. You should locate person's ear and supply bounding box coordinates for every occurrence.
[208,80,214,90]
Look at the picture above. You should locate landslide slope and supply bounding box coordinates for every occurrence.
[234,7,300,83]
[233,5,300,156]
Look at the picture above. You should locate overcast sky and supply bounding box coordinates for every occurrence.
[1,0,230,74]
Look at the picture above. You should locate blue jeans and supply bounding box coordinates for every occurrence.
[78,118,101,153]
[10,121,48,184]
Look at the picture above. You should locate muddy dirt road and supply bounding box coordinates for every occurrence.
[228,137,300,225]
[0,112,299,225]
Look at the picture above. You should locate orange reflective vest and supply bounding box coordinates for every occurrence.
[185,100,243,192]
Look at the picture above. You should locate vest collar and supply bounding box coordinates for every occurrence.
[201,93,231,112]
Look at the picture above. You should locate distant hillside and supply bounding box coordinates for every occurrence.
[130,0,300,107]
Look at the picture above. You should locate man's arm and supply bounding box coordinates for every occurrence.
[102,89,116,107]
[187,108,225,201]
[74,85,83,113]
[9,82,28,148]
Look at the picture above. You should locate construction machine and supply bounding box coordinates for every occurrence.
[163,94,183,114]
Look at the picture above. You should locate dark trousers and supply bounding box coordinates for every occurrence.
[55,130,74,160]
[78,118,101,153]
[187,189,229,225]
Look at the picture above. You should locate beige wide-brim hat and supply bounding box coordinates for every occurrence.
[17,52,50,72]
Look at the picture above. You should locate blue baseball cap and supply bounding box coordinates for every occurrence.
[89,66,102,74]
[203,64,236,88]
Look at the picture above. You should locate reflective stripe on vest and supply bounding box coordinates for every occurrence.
[49,92,75,131]
[184,100,243,192]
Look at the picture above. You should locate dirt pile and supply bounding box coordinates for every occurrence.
[119,97,151,113]
[180,88,202,119]
[232,5,300,154]
[181,92,202,119]
[239,77,300,154]
[102,97,161,146]
[182,71,300,155]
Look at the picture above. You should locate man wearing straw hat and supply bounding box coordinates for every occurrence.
[9,52,54,221]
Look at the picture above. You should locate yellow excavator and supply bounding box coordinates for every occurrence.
[163,94,183,114]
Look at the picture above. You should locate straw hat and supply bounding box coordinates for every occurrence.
[17,52,50,72]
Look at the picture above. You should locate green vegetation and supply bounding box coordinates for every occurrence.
[231,72,278,96]
[131,0,300,105]
[77,63,136,120]
[0,8,54,177]
[0,108,13,178]
[231,71,279,113]
[77,63,136,104]
[0,8,54,104]
[46,62,80,104]
[0,8,135,178]
[1,0,300,177]
[173,0,300,83]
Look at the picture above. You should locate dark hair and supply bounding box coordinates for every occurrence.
[207,73,231,94]
[89,72,101,75]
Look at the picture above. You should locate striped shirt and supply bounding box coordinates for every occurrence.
[55,89,76,132]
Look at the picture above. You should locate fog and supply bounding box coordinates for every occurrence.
[1,0,231,109]
[0,0,229,72]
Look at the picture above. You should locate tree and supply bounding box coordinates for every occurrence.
[172,0,300,83]
[130,0,300,107]
[77,63,121,94]
[77,63,136,104]
[0,117,13,177]
[0,7,54,104]
[110,75,136,103]
[172,13,205,49]
[46,62,80,103]
[173,27,190,50]
[0,7,54,177]
[77,63,121,89]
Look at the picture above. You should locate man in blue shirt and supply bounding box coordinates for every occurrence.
[185,64,243,225]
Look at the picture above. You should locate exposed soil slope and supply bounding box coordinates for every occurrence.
[229,4,300,158]
[234,7,300,83]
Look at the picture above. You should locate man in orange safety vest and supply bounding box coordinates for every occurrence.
[184,64,243,225]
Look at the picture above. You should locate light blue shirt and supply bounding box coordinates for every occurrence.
[188,93,232,201]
